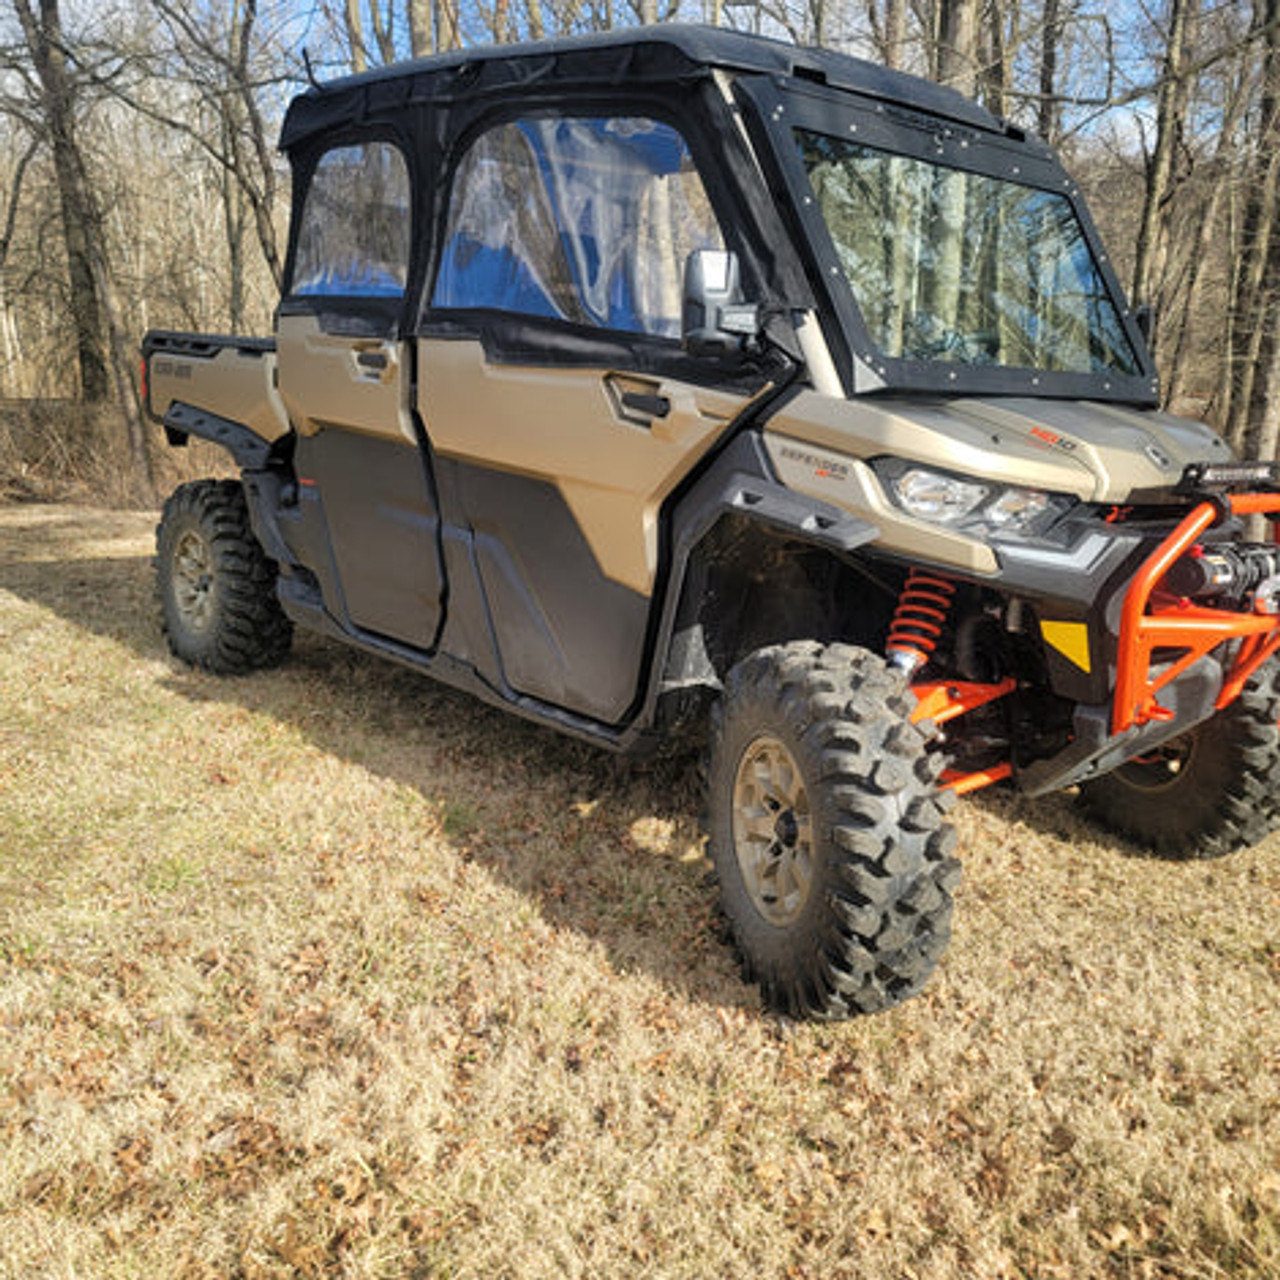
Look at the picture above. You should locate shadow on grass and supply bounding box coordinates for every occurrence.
[0,523,749,1012]
[962,760,1201,864]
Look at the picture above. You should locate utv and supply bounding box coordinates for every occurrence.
[143,25,1280,1019]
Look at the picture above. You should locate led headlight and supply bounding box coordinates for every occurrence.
[883,465,1064,536]
[984,486,1053,529]
[893,468,990,524]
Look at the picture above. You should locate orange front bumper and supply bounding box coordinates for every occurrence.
[1112,492,1280,733]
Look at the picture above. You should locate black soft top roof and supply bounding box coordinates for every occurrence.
[279,23,1002,152]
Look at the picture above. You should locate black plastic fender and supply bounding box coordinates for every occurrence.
[159,402,274,471]
[622,431,878,746]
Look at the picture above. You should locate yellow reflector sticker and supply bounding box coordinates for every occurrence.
[1040,620,1091,673]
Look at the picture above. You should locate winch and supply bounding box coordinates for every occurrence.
[1163,543,1280,612]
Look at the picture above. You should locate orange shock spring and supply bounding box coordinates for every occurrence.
[886,569,956,675]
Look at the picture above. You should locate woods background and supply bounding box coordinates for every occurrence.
[1,0,1279,503]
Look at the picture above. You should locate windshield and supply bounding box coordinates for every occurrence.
[796,129,1140,379]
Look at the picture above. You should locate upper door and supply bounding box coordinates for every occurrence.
[418,111,769,724]
[276,137,446,649]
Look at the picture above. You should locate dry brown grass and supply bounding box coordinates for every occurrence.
[1,498,1279,1279]
[0,402,231,508]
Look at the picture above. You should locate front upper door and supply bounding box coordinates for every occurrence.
[277,137,445,649]
[419,113,768,723]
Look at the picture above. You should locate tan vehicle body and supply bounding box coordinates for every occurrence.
[148,342,289,445]
[144,26,1280,1020]
[149,334,1233,588]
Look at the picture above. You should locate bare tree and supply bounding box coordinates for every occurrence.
[409,0,435,53]
[11,0,153,496]
[1131,0,1199,314]
[11,0,109,402]
[1165,61,1251,410]
[1038,0,1065,141]
[1227,0,1280,463]
[883,0,907,69]
[977,0,1020,118]
[0,134,39,396]
[116,0,288,293]
[344,0,370,71]
[936,0,979,95]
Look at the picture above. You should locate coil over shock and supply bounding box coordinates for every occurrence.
[886,568,956,676]
[886,568,1019,793]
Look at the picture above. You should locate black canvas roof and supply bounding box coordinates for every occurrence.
[280,23,1001,152]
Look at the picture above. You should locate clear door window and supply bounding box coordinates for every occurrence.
[293,142,411,298]
[432,117,723,338]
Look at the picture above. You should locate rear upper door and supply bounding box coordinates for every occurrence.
[276,136,445,648]
[419,110,770,724]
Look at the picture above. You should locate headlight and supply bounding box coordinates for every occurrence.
[984,486,1053,528]
[883,465,1065,536]
[894,469,989,523]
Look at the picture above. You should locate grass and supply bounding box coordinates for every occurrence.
[0,498,1278,1278]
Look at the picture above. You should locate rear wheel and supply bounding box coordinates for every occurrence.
[156,479,292,674]
[706,642,960,1019]
[1079,659,1280,858]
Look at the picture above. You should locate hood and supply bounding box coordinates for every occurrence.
[767,391,1233,503]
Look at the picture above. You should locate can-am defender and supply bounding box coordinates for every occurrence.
[143,26,1280,1018]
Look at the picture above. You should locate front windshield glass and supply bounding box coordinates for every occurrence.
[797,130,1140,378]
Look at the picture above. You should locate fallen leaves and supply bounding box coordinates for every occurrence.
[4,503,1280,1279]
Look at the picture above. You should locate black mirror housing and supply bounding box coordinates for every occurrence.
[682,249,761,357]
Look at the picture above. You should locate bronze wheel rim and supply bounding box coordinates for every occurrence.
[732,734,814,926]
[172,529,216,633]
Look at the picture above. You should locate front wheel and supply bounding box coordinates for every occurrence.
[1079,659,1280,858]
[155,479,292,674]
[706,642,960,1019]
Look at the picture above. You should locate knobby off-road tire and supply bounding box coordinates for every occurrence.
[155,479,292,674]
[1079,658,1280,859]
[707,642,960,1019]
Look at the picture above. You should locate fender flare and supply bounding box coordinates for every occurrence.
[623,431,879,743]
[160,401,274,471]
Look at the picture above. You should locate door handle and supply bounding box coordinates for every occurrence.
[619,390,670,419]
[356,350,389,371]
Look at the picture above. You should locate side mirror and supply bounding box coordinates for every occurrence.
[682,249,761,358]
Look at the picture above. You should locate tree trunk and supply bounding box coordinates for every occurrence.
[344,0,368,72]
[409,0,435,53]
[0,280,22,398]
[1166,169,1227,410]
[1255,296,1280,464]
[14,0,109,403]
[90,248,155,500]
[1130,0,1197,316]
[936,0,979,96]
[436,0,461,50]
[13,0,154,498]
[1166,67,1250,413]
[230,0,283,291]
[978,0,1016,118]
[220,165,247,334]
[883,0,906,69]
[1038,0,1063,142]
[0,134,37,396]
[490,0,511,41]
[370,0,397,64]
[1227,0,1280,457]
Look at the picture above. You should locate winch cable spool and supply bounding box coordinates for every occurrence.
[1163,543,1280,612]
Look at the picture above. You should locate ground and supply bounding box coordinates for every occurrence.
[1,499,1278,1278]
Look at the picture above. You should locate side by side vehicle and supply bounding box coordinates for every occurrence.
[143,26,1280,1018]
